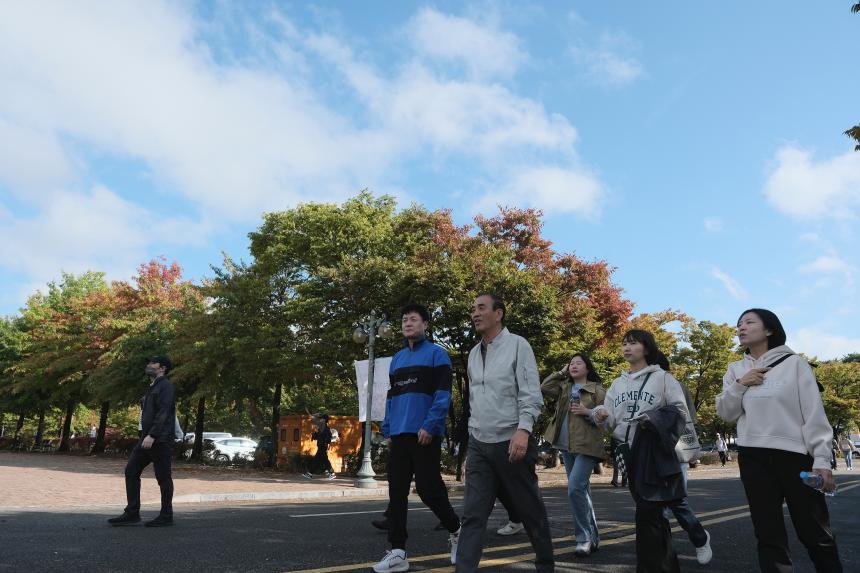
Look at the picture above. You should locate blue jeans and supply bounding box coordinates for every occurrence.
[663,464,708,548]
[560,451,599,544]
[844,451,853,470]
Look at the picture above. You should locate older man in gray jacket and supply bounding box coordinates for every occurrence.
[455,294,554,572]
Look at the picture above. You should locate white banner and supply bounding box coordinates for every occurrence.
[355,357,392,422]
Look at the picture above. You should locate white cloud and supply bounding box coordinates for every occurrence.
[408,8,524,79]
[799,255,855,276]
[791,327,860,361]
[763,146,860,219]
[0,3,606,297]
[709,266,749,301]
[703,217,724,232]
[0,118,75,198]
[473,166,603,217]
[0,185,209,283]
[571,32,644,88]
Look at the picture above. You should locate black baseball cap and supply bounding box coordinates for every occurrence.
[147,355,172,373]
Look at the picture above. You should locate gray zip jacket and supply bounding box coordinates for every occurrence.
[467,328,544,443]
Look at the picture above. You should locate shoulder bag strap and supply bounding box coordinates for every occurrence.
[765,354,792,369]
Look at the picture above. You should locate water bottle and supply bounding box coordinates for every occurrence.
[799,471,835,497]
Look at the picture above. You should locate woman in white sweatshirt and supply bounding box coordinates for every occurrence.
[593,329,709,572]
[716,308,842,572]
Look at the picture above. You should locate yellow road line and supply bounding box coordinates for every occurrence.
[284,478,860,573]
[418,510,753,573]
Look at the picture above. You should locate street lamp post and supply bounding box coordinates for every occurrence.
[353,310,393,489]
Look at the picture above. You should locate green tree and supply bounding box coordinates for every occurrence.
[817,360,860,435]
[672,320,740,441]
[11,272,108,451]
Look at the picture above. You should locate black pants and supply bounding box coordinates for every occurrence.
[635,504,679,573]
[456,437,554,572]
[739,447,842,573]
[383,478,519,524]
[497,481,521,523]
[124,441,173,516]
[309,444,333,475]
[387,434,460,549]
[718,451,727,465]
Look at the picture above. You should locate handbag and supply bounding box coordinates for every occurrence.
[613,372,653,475]
[674,420,701,463]
[670,372,701,463]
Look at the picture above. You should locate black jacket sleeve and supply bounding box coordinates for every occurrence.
[148,379,176,440]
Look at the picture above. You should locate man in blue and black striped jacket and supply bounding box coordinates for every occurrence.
[372,303,461,573]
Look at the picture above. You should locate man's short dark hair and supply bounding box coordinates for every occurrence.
[477,293,506,322]
[401,303,430,323]
[148,355,172,374]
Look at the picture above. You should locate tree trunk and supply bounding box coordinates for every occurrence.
[92,401,110,454]
[192,396,205,461]
[269,383,282,468]
[34,409,46,446]
[14,411,25,438]
[57,399,75,452]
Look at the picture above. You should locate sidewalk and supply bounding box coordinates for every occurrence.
[0,451,746,511]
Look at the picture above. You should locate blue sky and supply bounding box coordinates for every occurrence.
[1,2,859,358]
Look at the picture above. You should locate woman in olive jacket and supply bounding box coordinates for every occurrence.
[542,352,606,557]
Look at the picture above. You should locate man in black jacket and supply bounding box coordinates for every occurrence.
[108,355,176,527]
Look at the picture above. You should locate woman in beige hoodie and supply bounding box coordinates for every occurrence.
[716,308,841,572]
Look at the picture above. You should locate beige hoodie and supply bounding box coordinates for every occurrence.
[716,345,833,470]
[592,364,690,445]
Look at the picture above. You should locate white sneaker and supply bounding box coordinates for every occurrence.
[327,472,337,480]
[449,526,460,564]
[496,520,524,536]
[372,549,409,572]
[696,530,712,565]
[574,540,592,556]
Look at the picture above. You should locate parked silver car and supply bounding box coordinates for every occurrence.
[208,437,258,464]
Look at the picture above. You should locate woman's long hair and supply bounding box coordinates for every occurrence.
[568,352,603,384]
[622,329,671,372]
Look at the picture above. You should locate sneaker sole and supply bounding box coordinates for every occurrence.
[108,521,140,527]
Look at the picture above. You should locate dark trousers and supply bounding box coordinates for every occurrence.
[456,437,554,573]
[387,434,460,549]
[739,447,842,573]
[635,504,679,573]
[309,444,333,475]
[718,451,727,466]
[496,482,521,523]
[124,441,173,516]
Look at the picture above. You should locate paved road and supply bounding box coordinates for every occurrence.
[1,475,858,572]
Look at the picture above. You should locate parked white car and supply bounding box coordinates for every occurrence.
[208,437,258,464]
[183,431,232,443]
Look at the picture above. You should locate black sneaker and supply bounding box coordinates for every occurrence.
[144,514,174,528]
[371,518,389,531]
[108,512,141,526]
